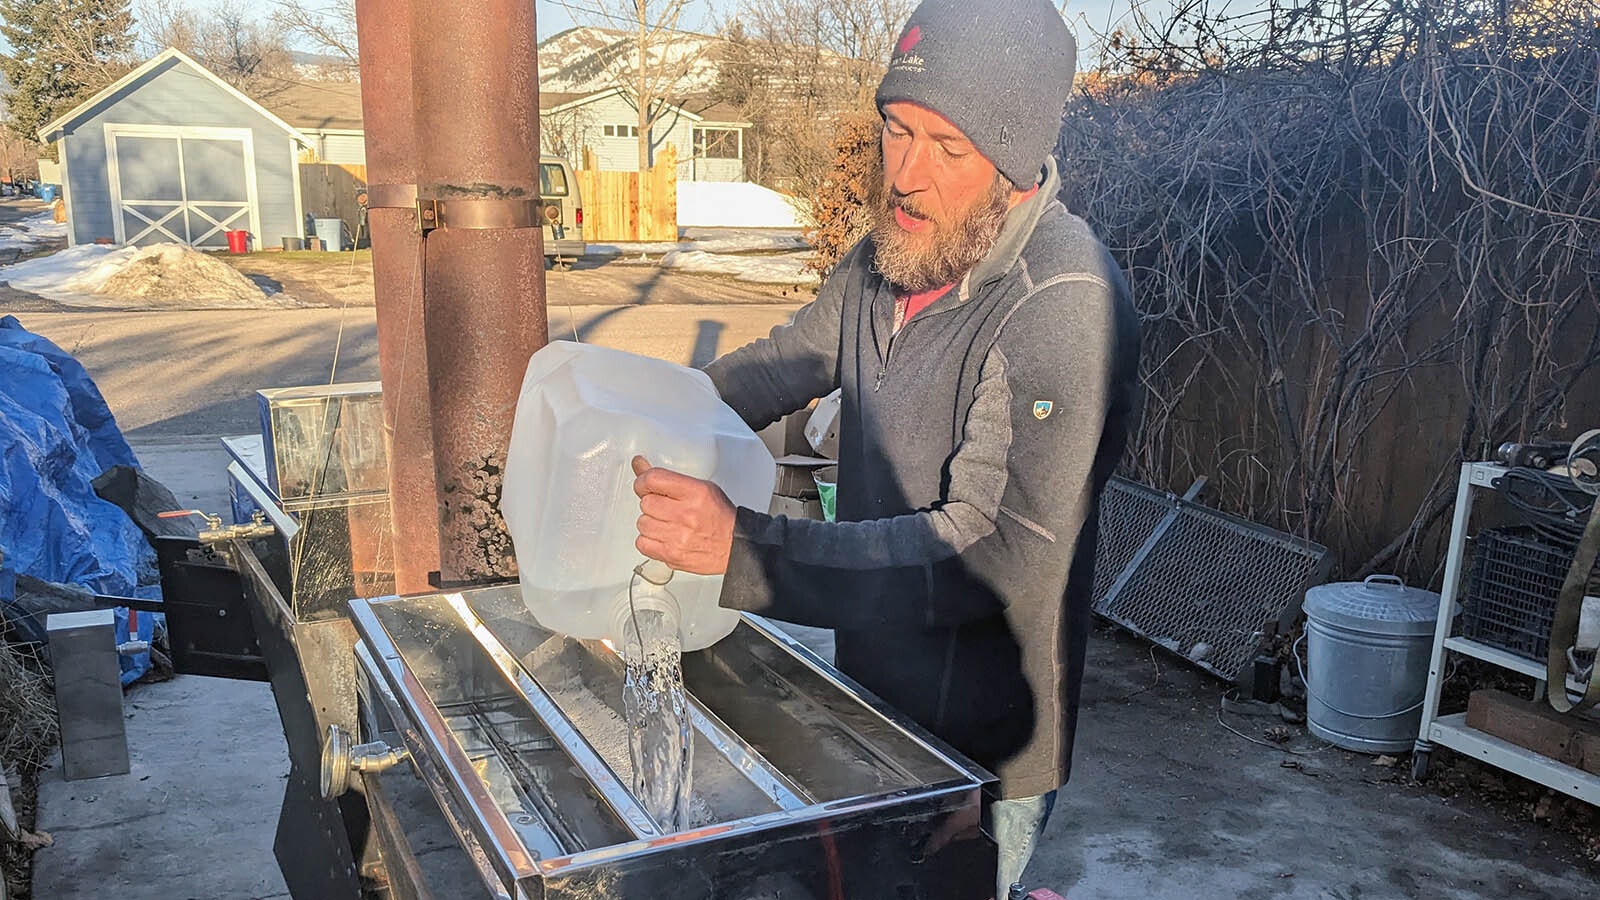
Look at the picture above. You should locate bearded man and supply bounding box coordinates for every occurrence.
[631,0,1139,894]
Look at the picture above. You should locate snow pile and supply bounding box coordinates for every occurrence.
[658,250,819,287]
[677,182,808,229]
[0,210,68,252]
[2,243,290,308]
[2,244,138,294]
[96,244,270,306]
[591,232,810,257]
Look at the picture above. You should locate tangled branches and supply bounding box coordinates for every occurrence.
[1,613,55,899]
[0,620,54,779]
[1059,0,1600,581]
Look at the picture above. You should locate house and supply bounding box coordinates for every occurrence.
[260,80,748,182]
[256,80,751,182]
[262,80,750,182]
[535,26,749,181]
[540,88,750,182]
[259,80,367,167]
[39,48,312,249]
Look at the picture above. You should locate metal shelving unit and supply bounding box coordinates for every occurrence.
[1412,461,1600,805]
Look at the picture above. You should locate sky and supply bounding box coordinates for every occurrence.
[1,0,1143,64]
[533,0,1138,49]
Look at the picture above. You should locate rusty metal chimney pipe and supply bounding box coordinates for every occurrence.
[354,0,439,594]
[410,0,548,584]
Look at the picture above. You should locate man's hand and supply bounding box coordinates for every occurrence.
[631,456,736,576]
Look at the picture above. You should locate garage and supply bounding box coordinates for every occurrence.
[39,48,308,249]
[106,126,261,248]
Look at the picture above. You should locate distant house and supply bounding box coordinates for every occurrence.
[39,48,312,248]
[259,81,367,166]
[263,81,752,182]
[540,88,750,182]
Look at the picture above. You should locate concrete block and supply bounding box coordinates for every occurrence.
[47,609,129,780]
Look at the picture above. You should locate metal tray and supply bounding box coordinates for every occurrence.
[350,585,995,900]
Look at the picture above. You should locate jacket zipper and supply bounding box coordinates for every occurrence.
[875,329,897,391]
[875,281,968,390]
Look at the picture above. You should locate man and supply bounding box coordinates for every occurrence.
[632,0,1139,894]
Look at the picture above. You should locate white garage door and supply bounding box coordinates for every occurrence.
[106,125,261,248]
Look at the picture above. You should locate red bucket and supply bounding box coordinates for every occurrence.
[225,230,250,254]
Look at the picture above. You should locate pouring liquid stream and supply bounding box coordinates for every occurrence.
[618,599,693,832]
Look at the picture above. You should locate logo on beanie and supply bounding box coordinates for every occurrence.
[897,25,922,55]
[890,24,926,74]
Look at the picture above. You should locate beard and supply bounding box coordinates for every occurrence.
[868,168,1013,294]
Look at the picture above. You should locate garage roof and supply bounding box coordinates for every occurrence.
[39,47,312,146]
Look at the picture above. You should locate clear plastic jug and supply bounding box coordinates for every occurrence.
[501,341,776,652]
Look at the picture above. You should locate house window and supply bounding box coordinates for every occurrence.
[603,124,639,138]
[694,128,740,160]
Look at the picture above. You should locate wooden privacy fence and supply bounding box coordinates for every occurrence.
[299,162,368,242]
[299,155,679,244]
[574,146,677,242]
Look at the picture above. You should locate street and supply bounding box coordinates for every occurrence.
[221,250,814,308]
[14,302,803,440]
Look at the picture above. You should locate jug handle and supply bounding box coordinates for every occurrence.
[635,560,674,586]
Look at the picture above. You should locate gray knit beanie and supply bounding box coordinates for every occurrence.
[875,0,1077,189]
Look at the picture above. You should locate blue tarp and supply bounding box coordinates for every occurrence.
[0,315,161,683]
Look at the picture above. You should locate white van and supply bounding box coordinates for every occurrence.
[540,156,584,270]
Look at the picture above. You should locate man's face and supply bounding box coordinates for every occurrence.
[870,101,1017,293]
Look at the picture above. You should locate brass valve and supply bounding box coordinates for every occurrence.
[320,724,411,799]
[158,509,276,545]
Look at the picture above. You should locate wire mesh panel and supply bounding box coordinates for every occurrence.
[1093,482,1330,681]
[1092,477,1172,606]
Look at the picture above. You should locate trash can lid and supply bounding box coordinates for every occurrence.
[1303,575,1440,636]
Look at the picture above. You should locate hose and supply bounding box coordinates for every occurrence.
[1494,466,1592,548]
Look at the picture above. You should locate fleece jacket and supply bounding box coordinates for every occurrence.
[706,158,1140,798]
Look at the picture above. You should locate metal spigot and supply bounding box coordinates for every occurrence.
[159,509,276,545]
[320,724,411,799]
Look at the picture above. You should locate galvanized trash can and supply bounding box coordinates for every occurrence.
[314,217,345,252]
[1301,575,1440,753]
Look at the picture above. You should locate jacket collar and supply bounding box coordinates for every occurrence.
[958,156,1062,302]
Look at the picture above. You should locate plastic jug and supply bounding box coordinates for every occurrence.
[501,341,776,652]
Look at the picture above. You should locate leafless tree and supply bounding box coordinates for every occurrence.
[716,0,910,194]
[1058,0,1600,583]
[269,0,358,68]
[0,128,41,184]
[139,0,294,93]
[540,103,597,162]
[555,0,703,171]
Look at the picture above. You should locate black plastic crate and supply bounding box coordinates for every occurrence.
[1458,528,1598,662]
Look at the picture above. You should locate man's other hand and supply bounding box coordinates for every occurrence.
[631,456,736,576]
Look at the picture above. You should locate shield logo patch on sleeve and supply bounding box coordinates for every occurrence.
[1033,400,1054,420]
